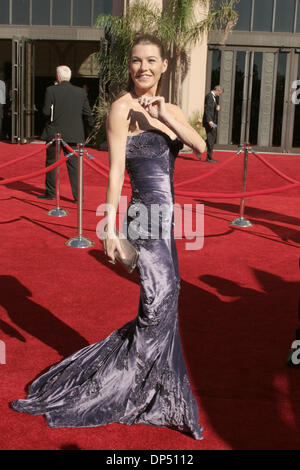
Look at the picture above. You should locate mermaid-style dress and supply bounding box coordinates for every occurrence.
[11,130,203,440]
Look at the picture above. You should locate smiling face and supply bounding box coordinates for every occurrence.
[129,43,168,96]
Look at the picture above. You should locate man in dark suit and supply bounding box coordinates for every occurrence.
[202,85,224,163]
[38,65,94,201]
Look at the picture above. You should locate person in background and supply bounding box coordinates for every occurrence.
[38,65,94,201]
[82,83,92,141]
[202,85,224,163]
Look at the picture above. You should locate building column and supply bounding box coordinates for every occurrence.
[218,49,234,145]
[181,38,208,121]
[257,52,275,147]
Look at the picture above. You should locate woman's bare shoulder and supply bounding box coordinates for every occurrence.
[111,93,132,111]
[108,93,132,124]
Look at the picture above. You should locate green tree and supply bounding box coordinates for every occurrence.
[158,0,239,105]
[90,0,239,145]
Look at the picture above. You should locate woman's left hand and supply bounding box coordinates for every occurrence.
[138,95,167,121]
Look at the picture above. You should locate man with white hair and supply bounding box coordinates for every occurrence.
[38,65,94,201]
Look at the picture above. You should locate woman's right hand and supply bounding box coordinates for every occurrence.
[102,233,125,264]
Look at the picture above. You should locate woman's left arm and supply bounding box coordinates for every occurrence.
[163,103,206,154]
[138,96,206,154]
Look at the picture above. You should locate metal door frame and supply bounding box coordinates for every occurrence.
[283,49,300,153]
[11,37,35,143]
[240,50,254,145]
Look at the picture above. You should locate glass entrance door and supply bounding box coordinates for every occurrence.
[12,38,35,143]
[272,49,300,153]
[235,50,262,146]
[208,47,300,153]
[230,50,267,148]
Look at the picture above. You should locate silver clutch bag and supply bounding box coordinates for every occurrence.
[114,230,140,273]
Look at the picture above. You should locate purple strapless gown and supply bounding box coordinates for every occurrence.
[11,130,204,440]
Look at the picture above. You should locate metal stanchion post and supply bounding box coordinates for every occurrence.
[230,142,252,227]
[47,133,69,217]
[65,143,94,248]
[230,52,254,229]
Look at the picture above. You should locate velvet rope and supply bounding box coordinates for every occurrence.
[174,152,238,188]
[0,155,69,185]
[84,153,131,184]
[62,141,76,154]
[252,151,300,184]
[0,144,48,171]
[62,141,300,199]
[83,156,110,179]
[84,151,109,171]
[174,181,300,199]
[83,157,131,188]
[61,142,132,184]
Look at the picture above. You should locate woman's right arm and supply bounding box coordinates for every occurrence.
[102,99,130,262]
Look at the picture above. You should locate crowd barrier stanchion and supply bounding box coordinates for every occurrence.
[65,143,94,249]
[47,133,69,218]
[230,143,252,228]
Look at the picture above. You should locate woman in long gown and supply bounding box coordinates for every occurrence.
[11,34,206,440]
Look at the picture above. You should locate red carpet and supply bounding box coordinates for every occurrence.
[0,142,299,450]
